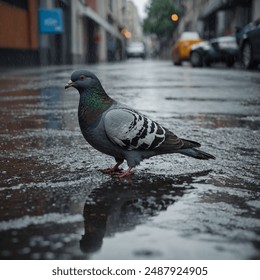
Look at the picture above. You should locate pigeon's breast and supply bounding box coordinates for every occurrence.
[80,114,124,159]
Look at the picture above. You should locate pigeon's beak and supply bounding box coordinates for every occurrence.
[65,80,74,89]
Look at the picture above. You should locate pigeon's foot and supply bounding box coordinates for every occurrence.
[101,163,122,174]
[115,167,133,178]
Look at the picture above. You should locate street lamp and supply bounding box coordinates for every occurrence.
[171,13,179,22]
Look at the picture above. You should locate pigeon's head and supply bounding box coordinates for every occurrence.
[65,70,101,92]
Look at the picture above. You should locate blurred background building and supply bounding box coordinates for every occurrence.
[0,0,39,67]
[125,1,143,42]
[176,0,260,39]
[0,0,142,67]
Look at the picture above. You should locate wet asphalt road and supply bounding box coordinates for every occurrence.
[0,60,259,260]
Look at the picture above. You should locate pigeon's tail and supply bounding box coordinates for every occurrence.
[180,148,215,160]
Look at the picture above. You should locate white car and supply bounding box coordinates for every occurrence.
[126,42,146,59]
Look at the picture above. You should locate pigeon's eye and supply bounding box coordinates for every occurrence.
[79,75,85,80]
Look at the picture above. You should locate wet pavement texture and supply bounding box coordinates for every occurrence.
[0,60,259,260]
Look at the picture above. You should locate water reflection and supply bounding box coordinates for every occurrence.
[80,170,211,255]
[39,86,64,130]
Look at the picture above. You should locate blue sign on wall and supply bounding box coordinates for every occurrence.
[39,9,64,34]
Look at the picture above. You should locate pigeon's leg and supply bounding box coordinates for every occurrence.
[102,163,121,173]
[102,159,123,174]
[116,167,133,178]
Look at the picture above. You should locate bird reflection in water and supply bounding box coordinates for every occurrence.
[80,170,211,255]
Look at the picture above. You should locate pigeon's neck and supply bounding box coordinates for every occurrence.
[78,86,113,127]
[79,86,112,110]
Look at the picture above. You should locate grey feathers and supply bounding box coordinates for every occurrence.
[104,108,166,150]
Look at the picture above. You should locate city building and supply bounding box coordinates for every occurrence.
[70,0,126,64]
[200,0,260,39]
[0,0,39,66]
[0,0,127,67]
[176,0,260,39]
[125,1,143,42]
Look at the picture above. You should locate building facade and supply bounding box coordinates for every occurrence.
[0,0,127,67]
[0,0,39,66]
[125,1,143,42]
[70,0,126,64]
[176,0,260,39]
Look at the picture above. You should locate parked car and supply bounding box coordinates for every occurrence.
[190,36,238,68]
[236,18,260,69]
[171,32,202,66]
[126,42,146,59]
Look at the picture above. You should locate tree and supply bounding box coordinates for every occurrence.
[143,0,179,38]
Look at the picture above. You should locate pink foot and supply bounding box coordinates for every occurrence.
[101,163,121,174]
[115,167,133,178]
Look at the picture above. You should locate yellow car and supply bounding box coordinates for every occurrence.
[171,32,202,66]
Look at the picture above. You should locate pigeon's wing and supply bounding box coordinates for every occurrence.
[104,108,184,151]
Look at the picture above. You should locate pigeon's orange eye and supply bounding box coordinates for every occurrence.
[79,75,85,80]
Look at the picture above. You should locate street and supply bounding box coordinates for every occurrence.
[0,60,259,259]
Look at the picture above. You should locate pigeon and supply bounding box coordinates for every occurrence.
[65,70,215,177]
